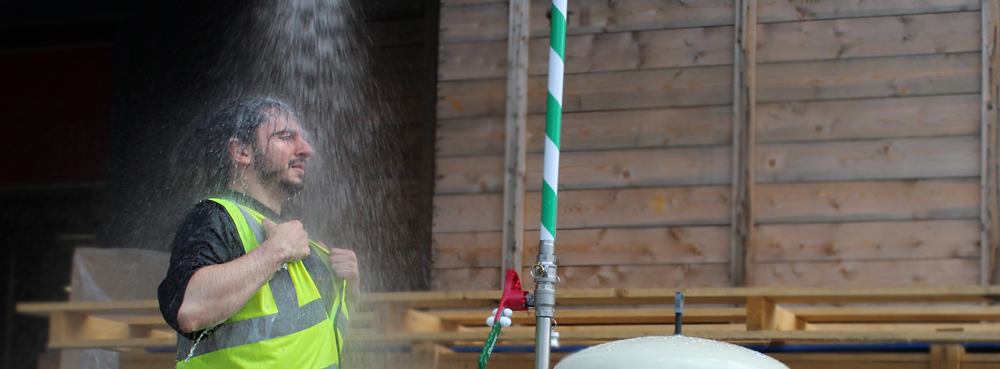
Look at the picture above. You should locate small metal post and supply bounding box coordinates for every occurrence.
[674,291,684,335]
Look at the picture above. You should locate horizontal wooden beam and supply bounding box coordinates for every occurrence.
[436,105,732,157]
[431,264,731,290]
[361,285,1000,308]
[436,95,979,157]
[439,0,980,43]
[436,258,981,290]
[434,136,980,194]
[795,305,1000,323]
[419,307,744,326]
[355,328,1000,345]
[18,300,160,317]
[433,179,979,233]
[433,226,729,269]
[432,220,980,270]
[440,11,980,81]
[755,259,980,287]
[438,53,978,120]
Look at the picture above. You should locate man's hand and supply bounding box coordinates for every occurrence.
[327,247,360,283]
[317,242,359,283]
[261,219,310,264]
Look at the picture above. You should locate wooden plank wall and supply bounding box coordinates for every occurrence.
[431,0,990,290]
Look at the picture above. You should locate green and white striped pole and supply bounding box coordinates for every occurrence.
[534,0,566,367]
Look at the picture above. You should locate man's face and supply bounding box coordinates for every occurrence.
[252,111,314,196]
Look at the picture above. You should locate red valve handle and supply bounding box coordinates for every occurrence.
[493,269,530,322]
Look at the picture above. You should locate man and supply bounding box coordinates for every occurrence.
[158,98,359,369]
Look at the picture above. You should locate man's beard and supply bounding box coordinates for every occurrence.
[254,153,305,197]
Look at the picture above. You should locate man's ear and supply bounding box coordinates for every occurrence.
[228,138,253,166]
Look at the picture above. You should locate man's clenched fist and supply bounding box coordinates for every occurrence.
[261,219,311,264]
[326,247,359,283]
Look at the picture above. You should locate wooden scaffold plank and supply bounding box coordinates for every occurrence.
[981,0,1000,284]
[500,0,530,287]
[731,0,757,287]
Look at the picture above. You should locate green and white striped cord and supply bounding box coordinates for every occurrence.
[541,0,567,242]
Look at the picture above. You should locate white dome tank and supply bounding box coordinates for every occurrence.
[554,336,788,369]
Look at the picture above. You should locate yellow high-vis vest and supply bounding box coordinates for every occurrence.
[176,198,349,369]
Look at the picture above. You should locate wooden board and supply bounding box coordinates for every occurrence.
[433,185,732,233]
[363,285,1000,307]
[755,136,980,184]
[755,178,980,224]
[757,0,980,23]
[433,226,730,268]
[439,0,735,43]
[439,0,980,43]
[755,220,981,262]
[435,105,733,157]
[757,94,980,143]
[754,258,980,286]
[757,52,980,103]
[437,53,978,119]
[431,263,731,290]
[435,136,978,194]
[432,219,979,271]
[757,11,980,63]
[435,145,732,194]
[424,307,745,325]
[795,306,1000,323]
[499,0,531,286]
[439,25,734,80]
[437,64,733,119]
[434,179,978,232]
[438,11,980,81]
[437,94,980,157]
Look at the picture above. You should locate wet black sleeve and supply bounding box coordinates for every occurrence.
[157,200,246,339]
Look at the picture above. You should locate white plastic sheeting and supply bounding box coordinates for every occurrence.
[60,247,170,369]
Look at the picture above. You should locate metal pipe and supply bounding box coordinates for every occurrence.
[535,317,553,367]
[533,240,557,369]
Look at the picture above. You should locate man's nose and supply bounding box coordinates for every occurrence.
[298,137,314,158]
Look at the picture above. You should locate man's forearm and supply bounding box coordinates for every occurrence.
[176,245,283,333]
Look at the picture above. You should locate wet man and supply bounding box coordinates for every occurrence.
[158,98,358,368]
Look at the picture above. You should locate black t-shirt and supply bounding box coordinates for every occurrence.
[157,191,334,339]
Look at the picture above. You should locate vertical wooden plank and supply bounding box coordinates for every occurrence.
[930,344,965,369]
[745,297,814,331]
[731,0,757,286]
[501,0,530,287]
[983,0,1000,285]
[413,342,445,369]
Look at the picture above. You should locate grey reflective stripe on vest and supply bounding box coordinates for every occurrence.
[334,308,347,332]
[175,297,328,360]
[237,206,266,246]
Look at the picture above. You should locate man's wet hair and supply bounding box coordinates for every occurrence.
[180,97,299,194]
[211,97,296,151]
